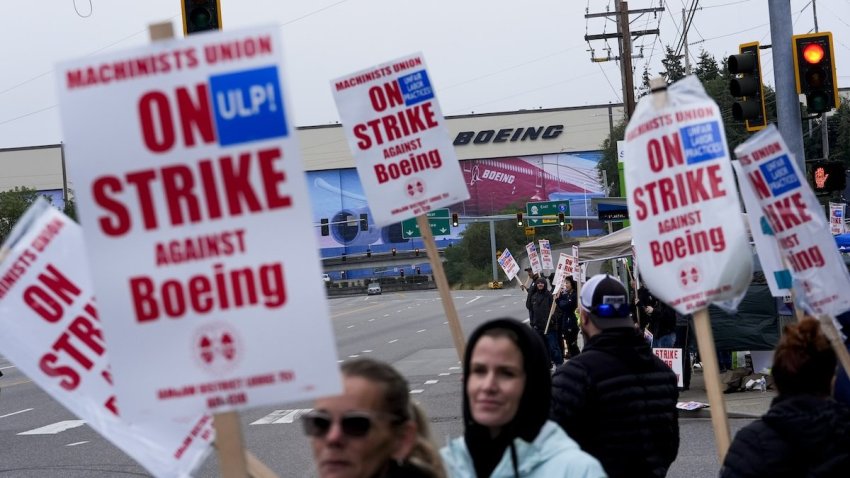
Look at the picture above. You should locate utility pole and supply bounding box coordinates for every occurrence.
[585,2,664,119]
[768,0,806,170]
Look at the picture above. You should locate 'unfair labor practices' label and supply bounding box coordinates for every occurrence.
[210,66,287,146]
[680,121,725,164]
[759,155,801,197]
[398,70,434,106]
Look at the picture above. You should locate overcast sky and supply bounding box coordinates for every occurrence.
[1,0,848,149]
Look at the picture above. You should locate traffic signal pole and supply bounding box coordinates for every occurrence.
[768,0,806,170]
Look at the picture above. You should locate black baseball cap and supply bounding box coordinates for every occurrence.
[579,274,632,328]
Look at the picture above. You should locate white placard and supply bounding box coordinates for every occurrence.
[624,75,752,314]
[539,239,554,270]
[654,348,684,388]
[55,26,342,420]
[331,53,470,226]
[732,161,791,297]
[526,242,542,275]
[830,202,846,235]
[0,201,212,478]
[734,125,850,317]
[497,248,520,281]
[552,253,570,292]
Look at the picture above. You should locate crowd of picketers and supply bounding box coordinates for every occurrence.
[302,273,850,478]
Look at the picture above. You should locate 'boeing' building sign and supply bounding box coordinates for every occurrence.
[453,125,564,146]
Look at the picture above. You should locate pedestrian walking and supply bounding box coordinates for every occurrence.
[720,318,850,477]
[441,318,606,478]
[550,274,679,478]
[303,358,445,478]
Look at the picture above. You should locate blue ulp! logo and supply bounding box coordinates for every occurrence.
[398,70,434,106]
[209,66,287,146]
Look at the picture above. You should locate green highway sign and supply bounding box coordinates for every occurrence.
[401,209,451,238]
[526,200,570,227]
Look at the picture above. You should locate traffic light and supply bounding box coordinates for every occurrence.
[360,213,369,231]
[416,266,421,275]
[320,218,329,236]
[400,269,405,278]
[181,1,222,35]
[728,42,767,132]
[341,253,347,262]
[452,213,459,227]
[793,32,839,114]
[809,161,846,194]
[415,248,420,256]
[366,249,372,258]
[516,212,524,227]
[391,247,397,256]
[558,212,566,226]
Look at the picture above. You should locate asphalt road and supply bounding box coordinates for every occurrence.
[1,288,751,477]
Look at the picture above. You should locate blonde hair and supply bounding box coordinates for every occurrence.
[408,401,447,478]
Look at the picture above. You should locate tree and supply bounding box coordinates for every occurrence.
[693,50,720,82]
[596,119,627,200]
[660,46,686,83]
[0,187,50,243]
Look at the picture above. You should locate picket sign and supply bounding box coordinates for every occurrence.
[830,202,846,235]
[539,239,554,270]
[526,242,543,275]
[497,248,525,290]
[331,53,470,361]
[0,200,213,478]
[734,125,850,378]
[624,76,756,461]
[147,23,280,478]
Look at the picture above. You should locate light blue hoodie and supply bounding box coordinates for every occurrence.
[441,420,607,478]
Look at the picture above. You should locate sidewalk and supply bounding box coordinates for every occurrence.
[677,366,776,419]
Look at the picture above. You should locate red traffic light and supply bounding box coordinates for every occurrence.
[802,43,825,64]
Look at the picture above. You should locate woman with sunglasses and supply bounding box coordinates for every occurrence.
[441,318,605,478]
[304,358,445,478]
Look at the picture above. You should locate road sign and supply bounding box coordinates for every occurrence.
[526,200,570,227]
[401,208,451,238]
[524,227,535,236]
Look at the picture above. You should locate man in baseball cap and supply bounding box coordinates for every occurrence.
[550,274,679,478]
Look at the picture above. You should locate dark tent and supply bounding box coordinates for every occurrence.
[708,282,780,351]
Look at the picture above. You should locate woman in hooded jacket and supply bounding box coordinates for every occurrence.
[441,318,606,478]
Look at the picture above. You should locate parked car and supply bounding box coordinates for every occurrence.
[322,274,330,283]
[367,283,382,295]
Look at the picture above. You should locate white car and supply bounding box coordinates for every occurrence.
[367,283,382,295]
[322,274,330,283]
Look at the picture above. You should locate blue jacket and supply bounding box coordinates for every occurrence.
[440,420,606,478]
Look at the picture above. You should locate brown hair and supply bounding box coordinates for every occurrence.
[341,358,445,478]
[772,318,837,397]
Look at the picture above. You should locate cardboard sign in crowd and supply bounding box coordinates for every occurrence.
[734,125,850,317]
[54,26,341,422]
[0,201,212,477]
[331,53,469,227]
[624,76,752,314]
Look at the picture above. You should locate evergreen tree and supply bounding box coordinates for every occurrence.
[660,46,686,83]
[693,50,721,82]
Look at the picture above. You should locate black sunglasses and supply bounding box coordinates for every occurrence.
[301,411,384,438]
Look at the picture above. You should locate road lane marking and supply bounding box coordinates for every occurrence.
[0,408,33,419]
[65,441,89,447]
[438,373,450,376]
[0,365,17,370]
[485,309,492,312]
[384,314,390,317]
[416,329,426,333]
[331,303,382,319]
[18,420,86,435]
[466,315,474,318]
[388,339,398,344]
[409,389,424,394]
[348,354,360,358]
[368,318,375,322]
[362,350,373,353]
[425,380,438,385]
[443,321,448,325]
[347,325,354,329]
[449,366,460,370]
[465,296,481,305]
[251,409,312,425]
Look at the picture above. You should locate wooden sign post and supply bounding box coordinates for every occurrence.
[692,308,731,461]
[418,215,466,361]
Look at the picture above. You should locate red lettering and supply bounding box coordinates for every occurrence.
[175,84,215,147]
[161,165,201,226]
[139,91,175,153]
[747,170,771,199]
[92,176,131,236]
[39,353,80,391]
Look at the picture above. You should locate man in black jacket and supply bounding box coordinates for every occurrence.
[550,274,679,478]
